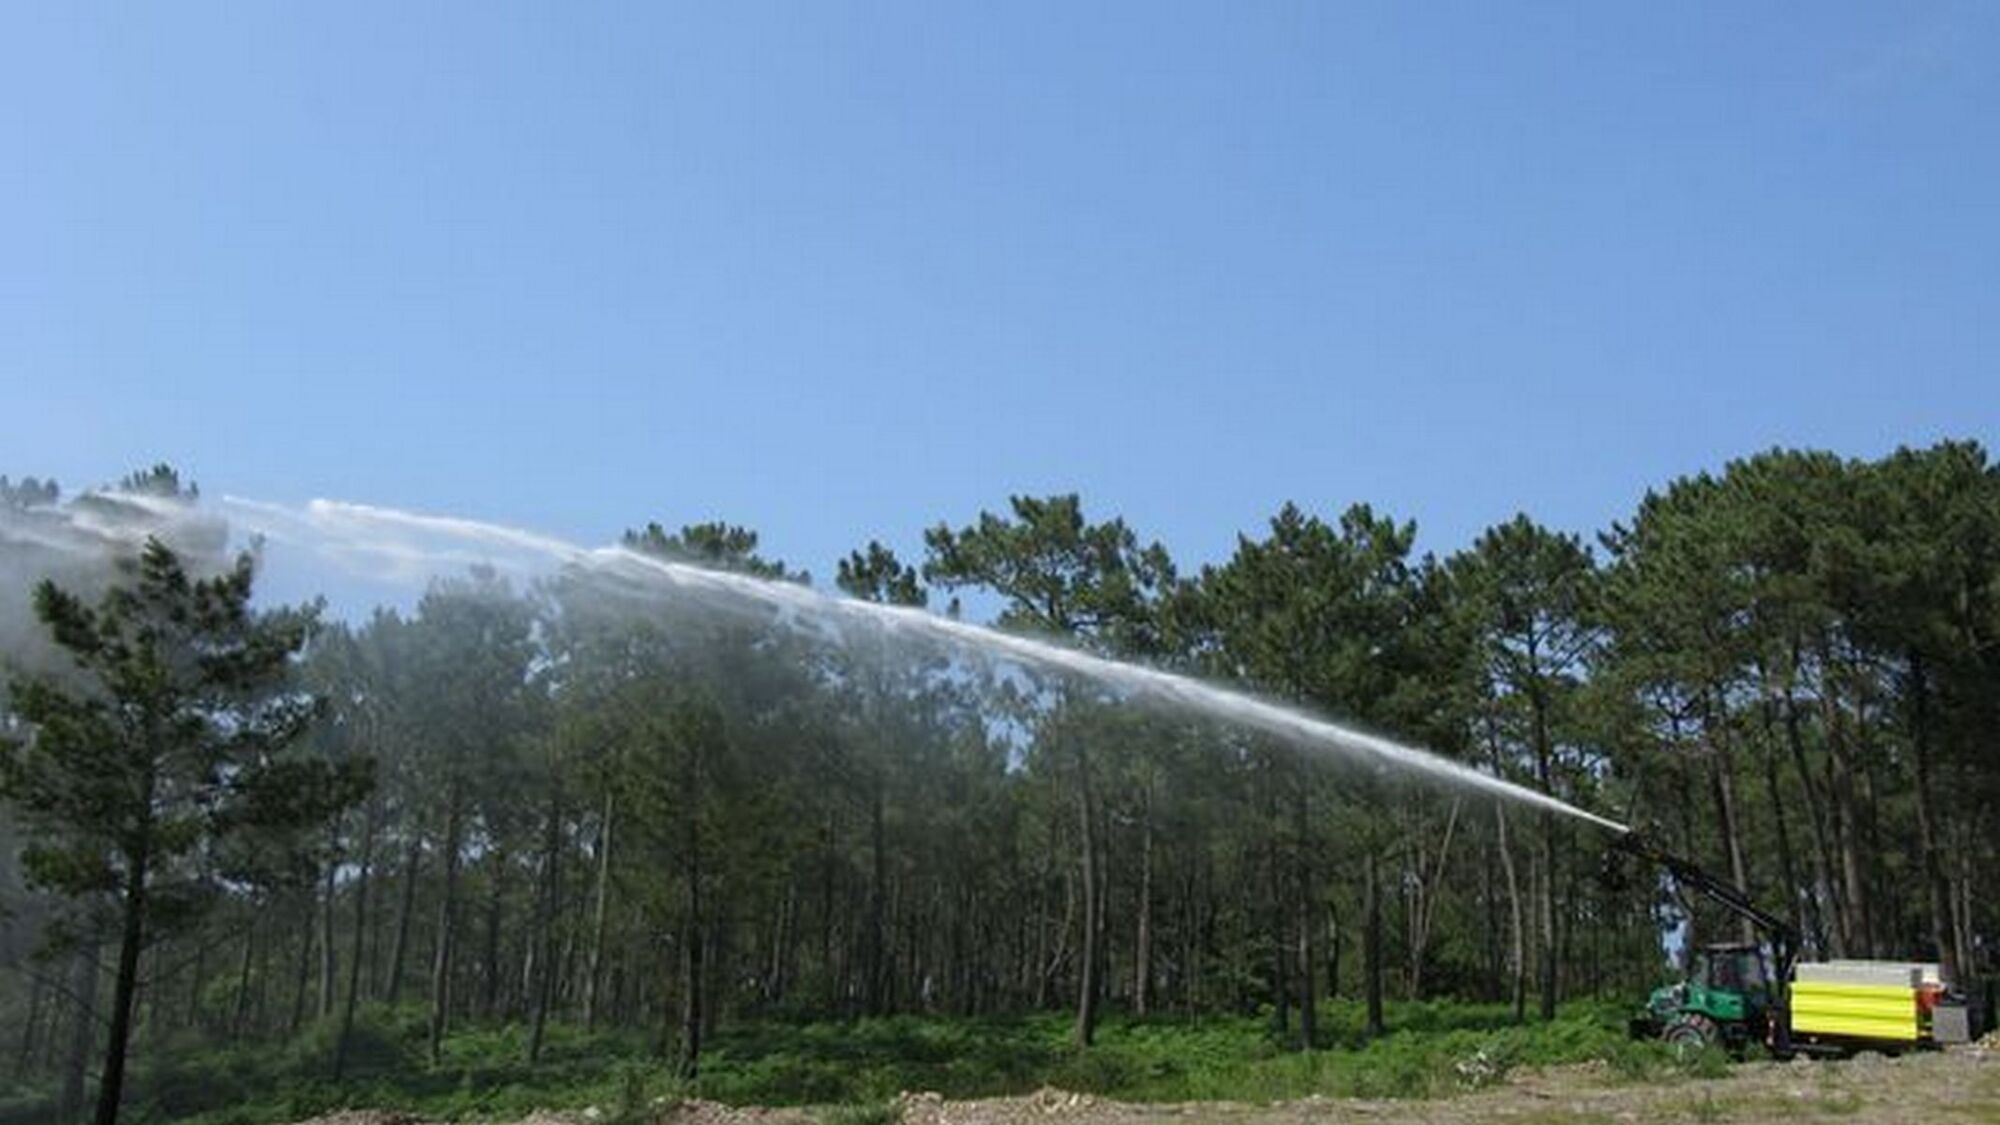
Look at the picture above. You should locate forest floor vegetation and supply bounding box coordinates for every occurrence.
[14,1000,1992,1125]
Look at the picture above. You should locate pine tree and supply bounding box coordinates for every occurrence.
[0,540,367,1125]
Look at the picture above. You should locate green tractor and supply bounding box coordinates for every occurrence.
[1611,833,1799,1058]
[1632,942,1780,1055]
[1612,831,1981,1058]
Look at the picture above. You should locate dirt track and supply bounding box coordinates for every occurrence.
[299,1041,2000,1125]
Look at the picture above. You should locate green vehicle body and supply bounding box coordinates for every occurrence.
[1608,835,1797,1056]
[1612,834,1986,1057]
[1632,943,1776,1054]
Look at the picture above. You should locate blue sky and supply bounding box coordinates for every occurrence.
[4,3,1996,591]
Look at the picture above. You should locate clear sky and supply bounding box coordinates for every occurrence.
[5,3,1997,587]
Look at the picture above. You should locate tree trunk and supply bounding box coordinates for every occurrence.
[187,938,206,1031]
[818,811,837,1012]
[428,787,465,1065]
[230,921,256,1040]
[1536,827,1558,1019]
[94,832,150,1125]
[333,793,379,1082]
[1133,779,1154,1019]
[252,911,274,1031]
[866,776,887,1016]
[1823,669,1874,957]
[384,832,423,1002]
[481,844,507,1019]
[1496,806,1526,1024]
[60,936,99,1125]
[16,975,45,1081]
[583,790,615,1028]
[319,852,340,1019]
[1755,684,1807,943]
[1530,692,1559,1022]
[1906,653,1961,983]
[1072,737,1101,1049]
[1482,837,1500,1002]
[528,793,563,1063]
[1293,778,1317,1050]
[1363,849,1384,1039]
[680,735,706,1078]
[1264,761,1289,1039]
[1782,653,1841,955]
[1324,898,1341,1005]
[1696,685,1754,948]
[289,894,316,1035]
[1707,732,1754,946]
[1953,841,1976,985]
[680,902,704,1076]
[1410,799,1460,1001]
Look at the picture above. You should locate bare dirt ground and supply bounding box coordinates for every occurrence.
[298,1039,2000,1125]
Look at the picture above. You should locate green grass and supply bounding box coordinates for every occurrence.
[103,998,1709,1125]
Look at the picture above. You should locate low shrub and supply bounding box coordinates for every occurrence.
[50,995,1723,1125]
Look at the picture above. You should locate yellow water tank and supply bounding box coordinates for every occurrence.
[1790,961,1928,1042]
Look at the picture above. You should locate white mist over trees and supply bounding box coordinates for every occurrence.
[1,444,1997,1124]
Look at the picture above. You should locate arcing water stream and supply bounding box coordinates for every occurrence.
[13,491,1628,834]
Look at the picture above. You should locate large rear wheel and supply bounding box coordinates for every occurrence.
[1663,1012,1719,1060]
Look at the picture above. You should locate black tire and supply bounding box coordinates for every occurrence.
[1663,1013,1720,1060]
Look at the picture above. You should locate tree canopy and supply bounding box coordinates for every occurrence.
[2,445,1997,1122]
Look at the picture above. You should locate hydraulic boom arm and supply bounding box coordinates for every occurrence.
[1612,831,1796,946]
[1612,830,1800,1051]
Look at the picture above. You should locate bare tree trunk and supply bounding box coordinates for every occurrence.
[1363,849,1384,1039]
[1756,685,1807,942]
[1906,653,1961,983]
[230,921,256,1040]
[383,832,422,1002]
[428,787,465,1065]
[334,794,379,1082]
[528,793,563,1063]
[94,827,151,1125]
[1496,806,1526,1024]
[1529,692,1560,1022]
[817,811,837,1012]
[1264,761,1289,1039]
[187,939,206,1032]
[680,735,706,1079]
[60,936,99,1125]
[1133,778,1154,1018]
[252,913,273,1031]
[1324,898,1341,1005]
[319,852,340,1019]
[1953,840,1976,985]
[289,895,316,1034]
[480,845,507,1020]
[1536,826,1559,1020]
[1073,738,1101,1049]
[1409,799,1460,1001]
[1293,778,1317,1050]
[1698,688,1754,947]
[16,975,45,1081]
[1784,675,1841,954]
[866,777,887,1016]
[582,790,614,1028]
[1825,677,1873,957]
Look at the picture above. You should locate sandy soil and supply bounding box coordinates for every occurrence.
[296,1038,2000,1125]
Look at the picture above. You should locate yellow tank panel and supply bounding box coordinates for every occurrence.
[1790,980,1919,1041]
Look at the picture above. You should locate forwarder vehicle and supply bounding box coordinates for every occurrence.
[1610,831,1980,1058]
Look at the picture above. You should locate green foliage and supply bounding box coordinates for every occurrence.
[5,443,1999,1125]
[1678,1045,1732,1081]
[111,1000,1720,1125]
